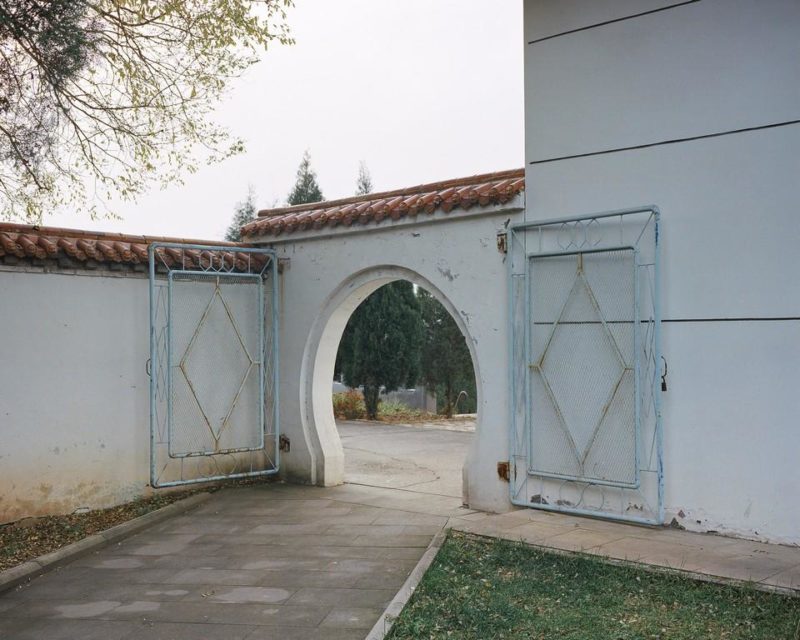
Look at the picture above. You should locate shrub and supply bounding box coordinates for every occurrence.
[332,389,366,420]
[378,400,423,422]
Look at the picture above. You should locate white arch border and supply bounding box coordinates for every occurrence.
[298,265,482,492]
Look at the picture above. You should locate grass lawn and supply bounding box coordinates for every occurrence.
[388,531,800,640]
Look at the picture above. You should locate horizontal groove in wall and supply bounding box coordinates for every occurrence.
[532,318,800,325]
[527,0,701,45]
[528,119,800,166]
[662,317,800,323]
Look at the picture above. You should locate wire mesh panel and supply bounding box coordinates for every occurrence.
[509,208,662,524]
[149,244,279,487]
[528,248,637,486]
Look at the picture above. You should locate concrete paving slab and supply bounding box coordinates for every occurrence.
[168,568,271,587]
[286,587,395,608]
[246,627,366,640]
[351,534,433,548]
[321,606,387,629]
[768,564,800,591]
[539,527,630,553]
[0,617,139,640]
[125,621,256,640]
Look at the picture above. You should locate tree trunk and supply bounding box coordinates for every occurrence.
[444,380,453,418]
[363,384,380,420]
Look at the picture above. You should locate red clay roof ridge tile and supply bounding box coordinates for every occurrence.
[0,222,263,271]
[0,222,248,248]
[244,168,524,238]
[256,168,524,219]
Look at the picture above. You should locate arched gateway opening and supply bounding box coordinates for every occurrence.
[300,266,481,503]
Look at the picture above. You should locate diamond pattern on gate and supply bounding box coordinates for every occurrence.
[529,250,634,485]
[179,286,255,452]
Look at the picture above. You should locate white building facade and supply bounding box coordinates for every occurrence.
[520,0,800,543]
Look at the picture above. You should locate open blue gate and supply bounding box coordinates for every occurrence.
[508,207,663,524]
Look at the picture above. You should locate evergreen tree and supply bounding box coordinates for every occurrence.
[340,282,422,420]
[418,289,476,417]
[334,161,373,381]
[287,150,324,205]
[225,187,257,242]
[356,161,373,196]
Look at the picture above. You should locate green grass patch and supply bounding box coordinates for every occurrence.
[388,531,800,640]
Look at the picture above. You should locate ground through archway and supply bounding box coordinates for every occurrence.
[315,273,479,503]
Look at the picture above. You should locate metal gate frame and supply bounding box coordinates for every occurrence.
[507,206,663,525]
[148,243,280,488]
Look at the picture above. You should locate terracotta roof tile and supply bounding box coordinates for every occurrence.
[0,223,264,272]
[242,168,524,238]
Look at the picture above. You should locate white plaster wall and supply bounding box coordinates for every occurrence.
[262,205,523,514]
[525,0,800,162]
[0,270,151,523]
[524,0,800,543]
[525,0,685,42]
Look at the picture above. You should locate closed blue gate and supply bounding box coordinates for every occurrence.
[148,243,279,487]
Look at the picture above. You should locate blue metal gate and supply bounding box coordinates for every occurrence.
[148,243,279,487]
[508,207,663,524]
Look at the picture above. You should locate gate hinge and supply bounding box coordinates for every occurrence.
[496,230,508,254]
[279,434,291,452]
[277,257,290,273]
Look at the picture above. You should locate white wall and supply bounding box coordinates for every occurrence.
[260,203,524,514]
[0,269,151,523]
[524,0,800,543]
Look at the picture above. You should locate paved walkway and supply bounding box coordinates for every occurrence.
[2,422,797,639]
[0,483,473,640]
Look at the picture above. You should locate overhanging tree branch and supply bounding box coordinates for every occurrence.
[0,0,294,221]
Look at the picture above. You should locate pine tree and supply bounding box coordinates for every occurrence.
[340,282,423,420]
[334,161,373,382]
[224,187,257,242]
[356,161,373,196]
[418,289,476,417]
[287,150,324,205]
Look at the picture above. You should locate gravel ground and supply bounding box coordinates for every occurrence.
[0,477,276,571]
[0,490,198,571]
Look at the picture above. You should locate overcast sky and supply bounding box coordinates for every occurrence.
[46,1,524,240]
